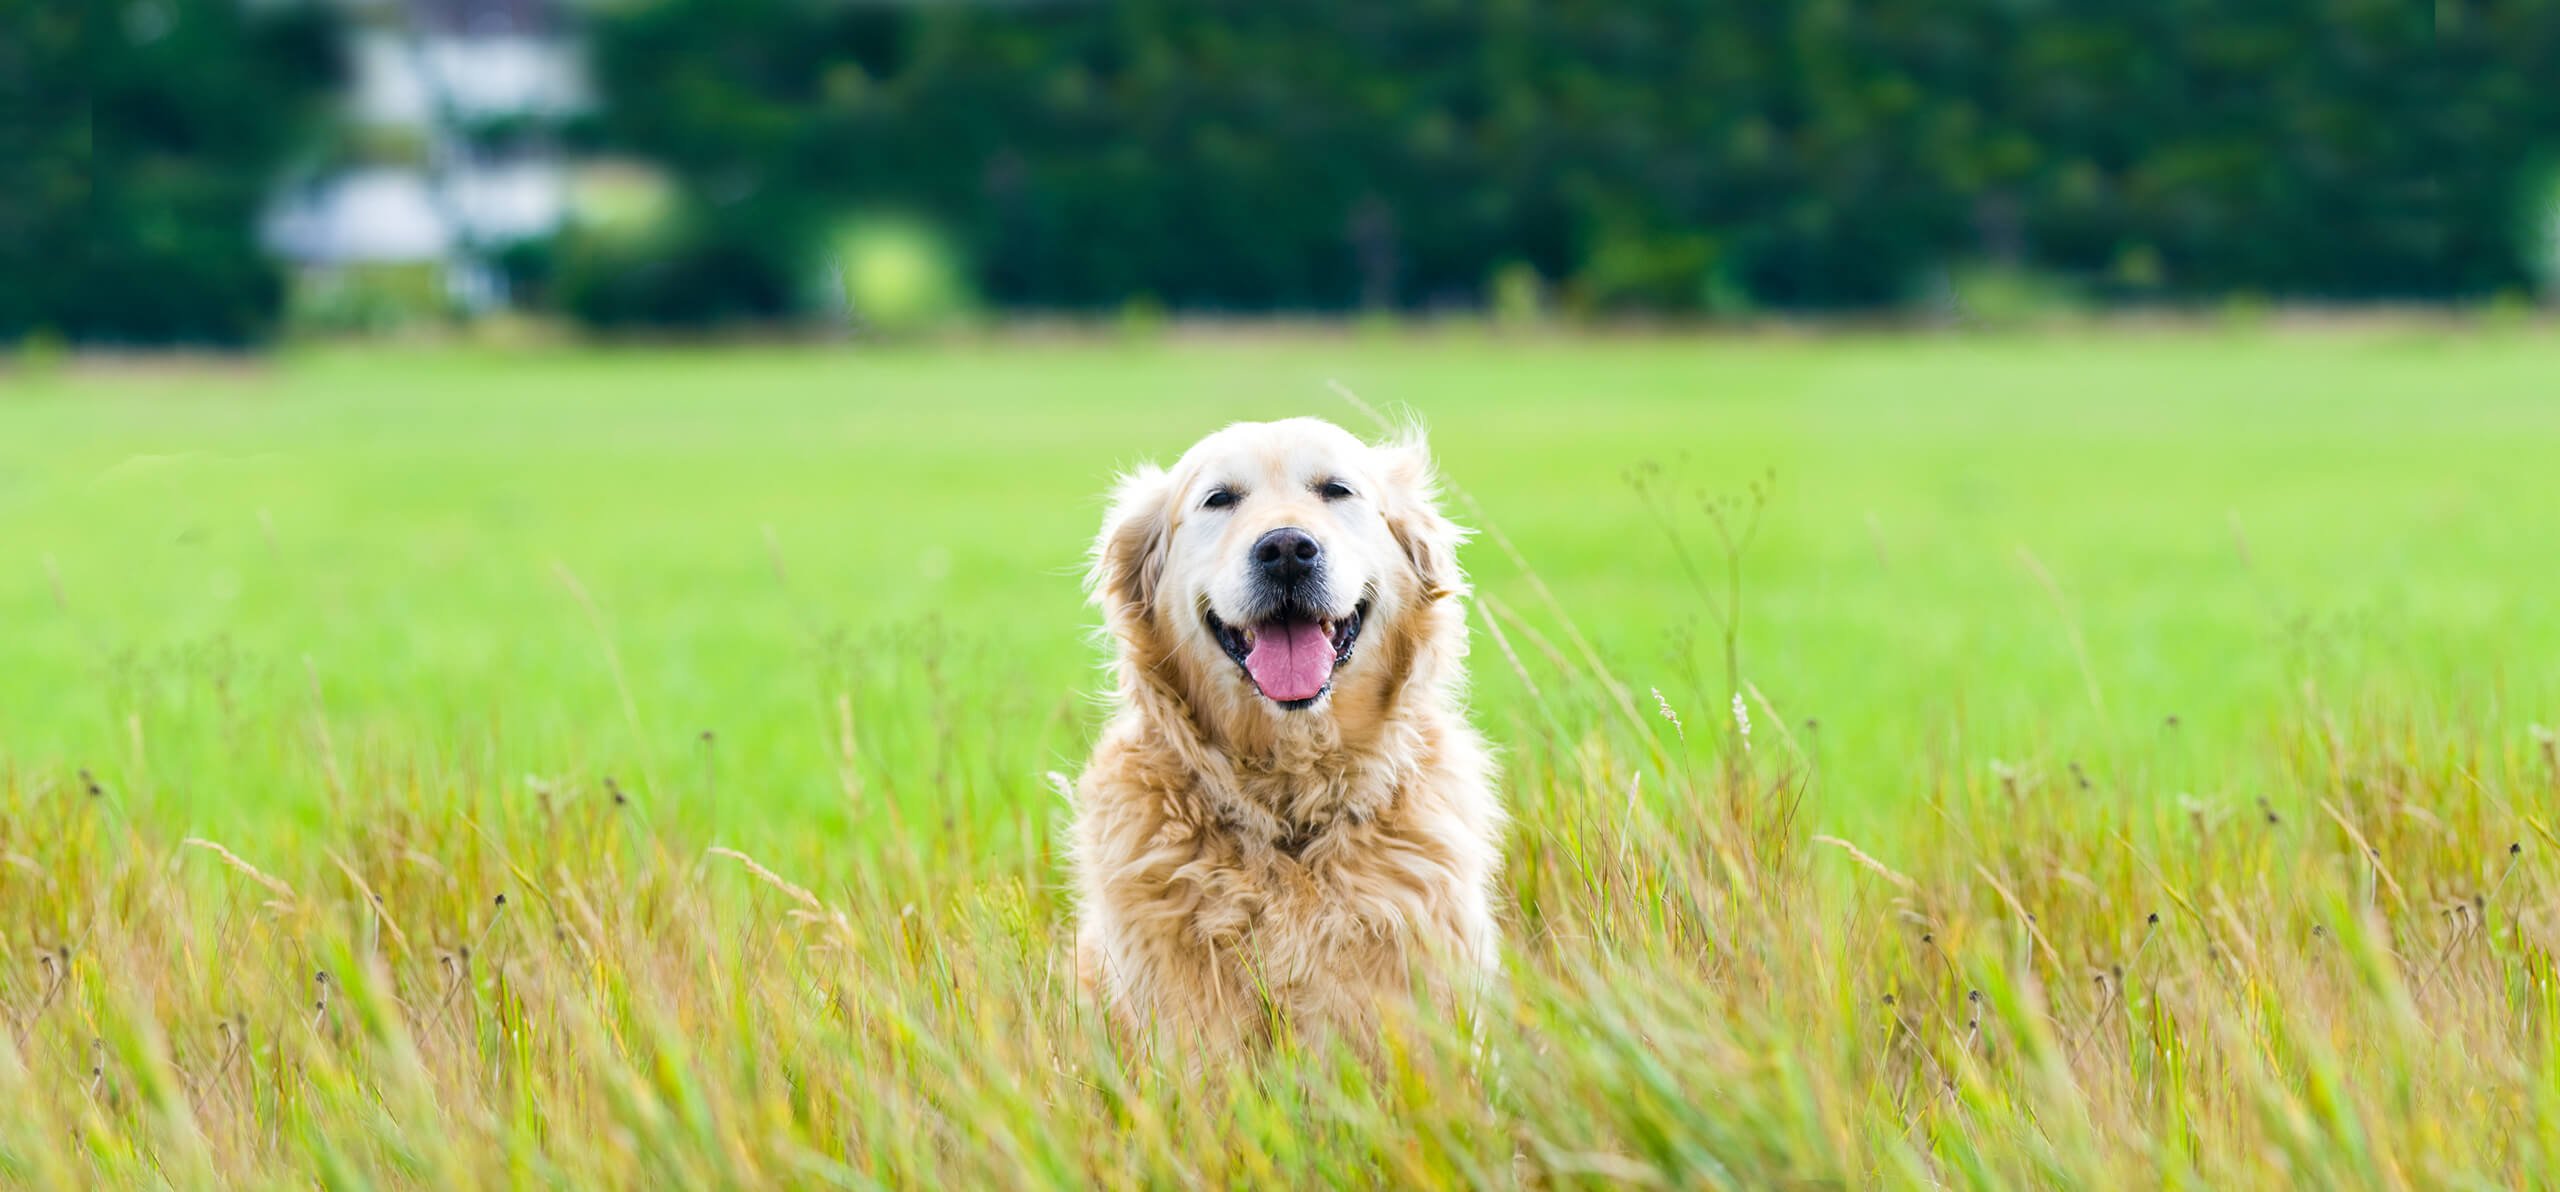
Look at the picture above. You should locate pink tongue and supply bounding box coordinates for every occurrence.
[1243,619,1333,702]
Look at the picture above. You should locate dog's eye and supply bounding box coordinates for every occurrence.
[1203,489,1238,510]
[1319,481,1354,501]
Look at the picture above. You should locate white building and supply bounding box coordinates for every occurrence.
[263,0,587,308]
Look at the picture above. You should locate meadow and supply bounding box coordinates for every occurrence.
[4,325,2560,1186]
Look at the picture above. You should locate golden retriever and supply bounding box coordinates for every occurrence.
[1070,417,1502,1057]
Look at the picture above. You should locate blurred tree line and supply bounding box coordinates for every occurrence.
[569,0,2558,325]
[2,0,341,345]
[10,0,2557,342]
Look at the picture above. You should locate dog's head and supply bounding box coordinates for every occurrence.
[1091,418,1465,731]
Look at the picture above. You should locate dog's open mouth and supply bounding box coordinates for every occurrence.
[1207,600,1368,708]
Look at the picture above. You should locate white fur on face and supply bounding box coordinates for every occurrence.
[1161,419,1410,699]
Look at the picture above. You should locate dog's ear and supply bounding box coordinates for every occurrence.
[1089,463,1174,625]
[1371,432,1468,601]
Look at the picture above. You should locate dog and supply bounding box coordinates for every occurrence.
[1070,417,1502,1057]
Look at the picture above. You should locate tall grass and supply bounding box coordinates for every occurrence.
[7,503,2556,1188]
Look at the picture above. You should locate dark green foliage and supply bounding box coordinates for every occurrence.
[2,0,341,346]
[586,0,2559,323]
[0,0,96,343]
[551,209,812,329]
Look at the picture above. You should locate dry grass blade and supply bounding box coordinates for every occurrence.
[1976,864,2064,974]
[706,846,824,913]
[327,850,412,951]
[1812,835,1916,891]
[2319,799,2410,910]
[182,838,297,904]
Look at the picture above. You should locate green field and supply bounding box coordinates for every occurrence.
[11,330,2556,842]
[7,328,2560,1185]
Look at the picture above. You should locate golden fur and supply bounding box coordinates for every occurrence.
[1070,418,1502,1057]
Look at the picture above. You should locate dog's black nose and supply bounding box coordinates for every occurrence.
[1252,527,1322,585]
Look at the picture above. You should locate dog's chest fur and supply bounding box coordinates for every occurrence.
[1074,719,1498,1045]
[1185,788,1465,973]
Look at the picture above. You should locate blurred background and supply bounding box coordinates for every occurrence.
[10,0,2559,345]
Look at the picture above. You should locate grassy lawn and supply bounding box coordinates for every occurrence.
[5,326,2560,1184]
